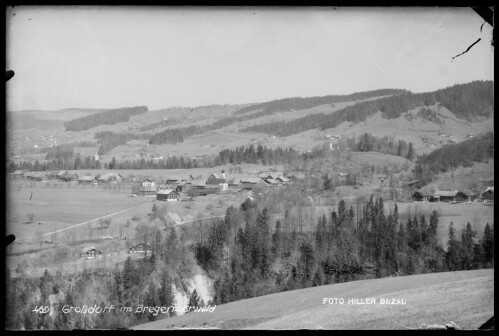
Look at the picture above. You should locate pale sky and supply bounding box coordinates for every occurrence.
[6,6,494,112]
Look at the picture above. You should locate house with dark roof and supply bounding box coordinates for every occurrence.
[481,187,494,201]
[157,189,180,201]
[412,191,432,202]
[128,242,152,256]
[81,247,103,259]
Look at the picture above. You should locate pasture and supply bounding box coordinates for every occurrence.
[133,269,493,330]
[6,181,148,242]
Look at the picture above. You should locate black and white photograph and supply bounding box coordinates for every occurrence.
[4,6,494,330]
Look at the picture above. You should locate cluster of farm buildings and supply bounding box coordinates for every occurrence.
[412,187,494,203]
[132,170,292,201]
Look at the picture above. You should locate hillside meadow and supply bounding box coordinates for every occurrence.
[133,269,493,330]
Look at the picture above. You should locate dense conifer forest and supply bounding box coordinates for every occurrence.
[64,106,148,132]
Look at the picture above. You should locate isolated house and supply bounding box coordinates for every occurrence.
[128,242,152,255]
[81,247,103,259]
[482,187,494,201]
[412,191,432,202]
[156,189,180,201]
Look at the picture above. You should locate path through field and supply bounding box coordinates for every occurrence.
[14,200,150,241]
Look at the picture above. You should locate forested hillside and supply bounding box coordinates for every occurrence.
[64,106,148,131]
[240,81,493,136]
[232,88,408,116]
[413,132,494,184]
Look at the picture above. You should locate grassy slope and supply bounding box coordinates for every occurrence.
[132,269,493,330]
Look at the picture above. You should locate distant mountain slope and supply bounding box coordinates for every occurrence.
[240,81,493,137]
[414,132,494,184]
[132,269,493,330]
[233,88,409,116]
[8,114,64,130]
[64,106,148,131]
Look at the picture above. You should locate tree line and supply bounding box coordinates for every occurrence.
[413,132,494,185]
[64,106,148,132]
[232,88,408,116]
[240,81,493,137]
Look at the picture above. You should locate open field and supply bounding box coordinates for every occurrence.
[429,160,494,191]
[6,181,148,241]
[132,269,493,330]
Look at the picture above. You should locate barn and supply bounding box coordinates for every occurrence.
[156,189,180,201]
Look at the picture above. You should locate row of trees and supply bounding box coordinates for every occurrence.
[353,133,415,160]
[413,132,494,184]
[217,144,300,166]
[64,106,148,132]
[240,81,493,137]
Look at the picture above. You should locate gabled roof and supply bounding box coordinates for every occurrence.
[157,189,177,195]
[413,190,432,197]
[81,246,101,253]
[265,178,280,184]
[484,187,494,193]
[79,175,96,181]
[276,175,290,182]
[129,242,152,249]
[142,177,155,182]
[434,190,458,197]
[462,189,480,196]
